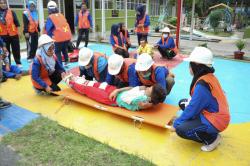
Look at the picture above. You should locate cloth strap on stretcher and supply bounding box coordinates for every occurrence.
[54,88,179,129]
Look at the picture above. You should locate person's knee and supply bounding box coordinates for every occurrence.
[175,125,188,139]
[166,75,175,95]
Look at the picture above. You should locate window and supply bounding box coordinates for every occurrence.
[127,0,146,10]
[150,0,164,16]
[95,0,113,9]
[116,0,124,10]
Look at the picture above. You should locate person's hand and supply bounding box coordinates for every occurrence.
[109,89,118,101]
[45,86,52,93]
[5,65,10,72]
[169,72,175,78]
[154,44,159,48]
[24,33,30,39]
[3,47,8,54]
[61,72,67,79]
[138,102,153,109]
[14,74,22,80]
[169,126,176,132]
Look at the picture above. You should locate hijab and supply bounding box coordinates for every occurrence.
[136,5,146,23]
[189,62,215,95]
[111,24,122,46]
[26,1,38,21]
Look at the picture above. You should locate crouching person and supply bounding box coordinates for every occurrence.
[31,34,66,94]
[63,74,166,111]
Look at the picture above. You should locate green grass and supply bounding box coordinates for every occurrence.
[203,31,233,37]
[1,117,155,166]
[243,27,250,39]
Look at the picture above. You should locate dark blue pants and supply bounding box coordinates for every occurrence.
[55,41,69,65]
[2,65,22,78]
[175,116,218,145]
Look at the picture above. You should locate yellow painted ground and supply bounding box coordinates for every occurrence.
[1,76,250,166]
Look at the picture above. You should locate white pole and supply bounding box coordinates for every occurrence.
[146,0,149,13]
[189,0,195,40]
[92,0,96,36]
[101,0,105,39]
[38,0,44,32]
[124,0,127,27]
[23,0,26,8]
[58,0,61,13]
[6,0,9,8]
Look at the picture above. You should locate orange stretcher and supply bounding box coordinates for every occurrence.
[54,88,179,129]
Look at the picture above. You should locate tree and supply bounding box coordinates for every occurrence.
[209,9,223,32]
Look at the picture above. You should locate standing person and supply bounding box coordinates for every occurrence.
[135,53,175,95]
[154,27,177,59]
[110,24,129,58]
[106,54,140,88]
[135,5,150,46]
[23,0,40,63]
[0,0,22,67]
[78,47,107,82]
[45,0,72,67]
[171,47,230,152]
[119,22,131,50]
[75,3,93,48]
[30,34,66,94]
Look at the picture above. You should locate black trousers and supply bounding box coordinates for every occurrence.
[76,28,89,48]
[114,48,129,58]
[1,35,21,65]
[55,41,69,65]
[137,34,148,46]
[158,47,176,59]
[175,116,218,145]
[27,32,38,60]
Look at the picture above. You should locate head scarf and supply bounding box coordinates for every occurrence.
[118,22,125,36]
[0,1,7,25]
[136,5,146,23]
[26,1,38,21]
[189,62,215,95]
[111,24,122,46]
[37,42,56,75]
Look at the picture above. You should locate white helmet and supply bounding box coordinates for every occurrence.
[108,54,124,75]
[78,47,94,66]
[184,47,213,66]
[38,34,54,47]
[47,1,57,8]
[161,27,170,33]
[135,53,154,71]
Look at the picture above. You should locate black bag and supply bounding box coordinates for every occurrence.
[68,41,76,53]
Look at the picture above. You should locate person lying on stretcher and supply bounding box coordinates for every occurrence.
[63,74,167,111]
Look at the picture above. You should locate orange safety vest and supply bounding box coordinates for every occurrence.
[112,32,126,51]
[116,58,136,83]
[78,10,90,29]
[135,14,149,34]
[161,36,179,54]
[124,30,130,43]
[0,9,19,36]
[92,52,106,81]
[30,55,54,89]
[49,13,72,42]
[24,9,39,33]
[138,64,165,86]
[191,73,230,132]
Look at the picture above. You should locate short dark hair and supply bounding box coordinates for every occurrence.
[150,84,167,105]
[140,37,147,43]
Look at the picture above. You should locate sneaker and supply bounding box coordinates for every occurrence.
[0,76,7,83]
[27,59,33,63]
[201,134,221,152]
[0,100,11,109]
[178,98,190,111]
[15,74,22,80]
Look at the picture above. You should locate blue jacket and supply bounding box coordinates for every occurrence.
[75,11,93,28]
[157,37,175,49]
[173,83,219,133]
[134,15,150,31]
[151,66,169,90]
[106,64,141,87]
[80,56,108,82]
[45,17,55,38]
[31,57,65,88]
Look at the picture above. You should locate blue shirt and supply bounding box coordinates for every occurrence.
[75,11,93,28]
[173,83,219,133]
[157,37,175,49]
[106,64,141,87]
[80,56,108,82]
[110,35,126,47]
[45,17,54,38]
[31,57,65,88]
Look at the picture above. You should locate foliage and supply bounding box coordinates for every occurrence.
[198,42,208,48]
[167,17,177,26]
[243,27,250,39]
[235,39,246,51]
[209,9,223,32]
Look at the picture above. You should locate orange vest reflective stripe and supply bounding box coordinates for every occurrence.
[116,58,136,82]
[49,13,72,42]
[78,11,90,29]
[0,9,18,36]
[30,55,53,89]
[93,52,106,81]
[138,64,165,86]
[161,36,179,54]
[191,73,230,131]
[112,32,126,51]
[25,9,38,33]
[135,14,149,34]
